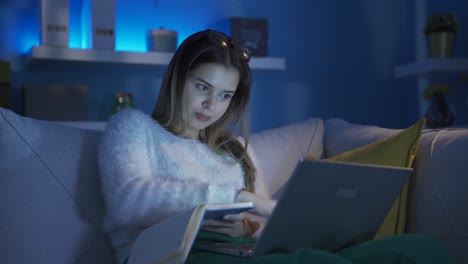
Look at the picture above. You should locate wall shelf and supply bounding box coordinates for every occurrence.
[25,45,286,70]
[394,58,468,78]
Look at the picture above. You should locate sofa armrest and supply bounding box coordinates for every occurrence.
[406,128,468,263]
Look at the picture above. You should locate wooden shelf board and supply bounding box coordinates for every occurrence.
[395,58,468,78]
[26,46,286,70]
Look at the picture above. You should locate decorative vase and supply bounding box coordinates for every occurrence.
[425,32,456,58]
[111,92,135,114]
[425,93,454,128]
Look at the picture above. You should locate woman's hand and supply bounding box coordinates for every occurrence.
[235,190,277,217]
[200,191,275,238]
[201,213,260,238]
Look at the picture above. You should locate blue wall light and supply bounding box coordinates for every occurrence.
[15,7,39,53]
[79,0,91,49]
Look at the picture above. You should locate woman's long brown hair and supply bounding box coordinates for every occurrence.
[152,30,256,192]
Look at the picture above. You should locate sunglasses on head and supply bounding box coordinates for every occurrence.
[202,29,252,62]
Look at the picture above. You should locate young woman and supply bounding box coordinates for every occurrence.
[98,29,273,264]
[98,29,455,264]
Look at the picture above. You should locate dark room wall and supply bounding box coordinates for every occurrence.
[2,0,466,131]
[423,1,468,126]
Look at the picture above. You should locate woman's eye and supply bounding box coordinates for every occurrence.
[219,93,233,101]
[196,84,209,92]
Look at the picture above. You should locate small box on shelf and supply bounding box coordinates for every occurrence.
[212,17,269,57]
[147,28,178,52]
[39,0,70,47]
[83,0,116,50]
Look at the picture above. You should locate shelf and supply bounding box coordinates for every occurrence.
[394,58,468,78]
[25,45,286,70]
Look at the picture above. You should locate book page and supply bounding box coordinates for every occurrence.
[127,202,255,264]
[204,202,255,220]
[127,207,203,264]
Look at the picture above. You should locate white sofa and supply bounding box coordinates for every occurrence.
[1,107,467,263]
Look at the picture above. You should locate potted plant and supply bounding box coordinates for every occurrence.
[424,13,459,58]
[423,83,454,128]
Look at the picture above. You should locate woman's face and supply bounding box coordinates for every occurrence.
[182,63,240,139]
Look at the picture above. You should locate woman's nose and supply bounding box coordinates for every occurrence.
[203,97,216,110]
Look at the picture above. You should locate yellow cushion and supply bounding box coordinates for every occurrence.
[308,118,425,239]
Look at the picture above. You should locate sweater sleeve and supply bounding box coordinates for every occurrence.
[98,109,238,230]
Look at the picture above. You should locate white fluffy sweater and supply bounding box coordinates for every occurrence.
[98,109,252,263]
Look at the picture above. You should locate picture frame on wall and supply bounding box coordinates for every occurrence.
[230,17,268,57]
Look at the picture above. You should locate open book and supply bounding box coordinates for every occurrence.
[127,202,255,264]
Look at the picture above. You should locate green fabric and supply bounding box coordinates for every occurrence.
[194,230,256,244]
[121,232,454,264]
[186,233,455,264]
[188,231,350,264]
[337,234,455,264]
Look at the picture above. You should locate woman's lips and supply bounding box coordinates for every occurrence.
[196,113,211,122]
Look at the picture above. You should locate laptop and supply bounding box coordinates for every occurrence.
[193,159,413,257]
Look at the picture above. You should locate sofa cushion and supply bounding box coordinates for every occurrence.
[321,118,425,239]
[248,118,324,198]
[0,108,115,264]
[324,118,404,158]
